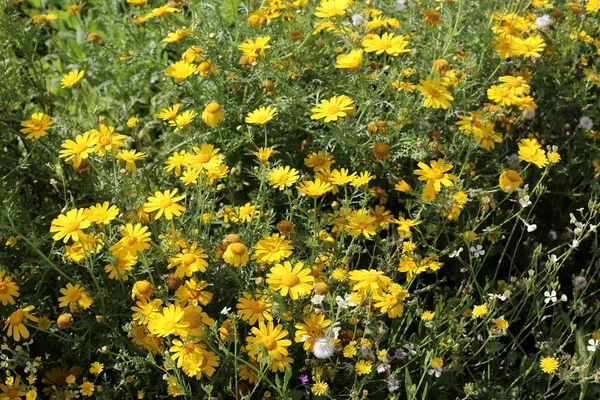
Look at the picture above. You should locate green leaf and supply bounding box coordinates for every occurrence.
[220,0,242,25]
[487,341,505,353]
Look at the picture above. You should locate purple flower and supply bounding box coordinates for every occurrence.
[299,374,309,384]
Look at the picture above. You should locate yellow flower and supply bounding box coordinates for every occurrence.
[80,381,95,397]
[58,132,99,168]
[421,310,435,321]
[246,105,277,124]
[494,317,509,330]
[202,102,224,127]
[416,77,454,109]
[58,283,94,312]
[163,26,191,43]
[548,151,561,163]
[487,85,517,106]
[238,36,272,58]
[335,49,363,69]
[246,321,291,361]
[84,201,119,226]
[0,271,20,306]
[304,151,334,171]
[20,113,53,139]
[143,189,186,220]
[315,0,350,18]
[311,380,329,396]
[540,357,559,373]
[268,166,300,190]
[147,304,189,337]
[348,269,391,295]
[3,305,38,341]
[473,304,489,318]
[158,103,180,121]
[126,116,139,127]
[348,209,378,238]
[266,261,314,300]
[116,149,148,172]
[253,233,294,264]
[90,124,127,156]
[413,159,457,201]
[167,242,208,278]
[164,61,196,82]
[223,242,249,267]
[164,150,188,176]
[89,362,104,375]
[254,147,277,164]
[310,95,354,123]
[236,291,273,325]
[362,33,411,56]
[294,313,331,351]
[61,69,85,88]
[50,208,90,243]
[168,110,197,131]
[109,223,151,258]
[518,138,548,168]
[499,170,523,193]
[297,178,332,197]
[431,357,443,369]
[355,360,372,375]
[514,35,546,58]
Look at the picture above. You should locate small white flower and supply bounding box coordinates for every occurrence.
[220,307,231,315]
[570,239,579,249]
[548,254,558,263]
[311,294,325,305]
[469,245,485,258]
[488,293,507,301]
[396,0,407,11]
[587,339,599,352]
[335,294,356,310]
[560,294,567,302]
[544,290,557,304]
[522,108,536,120]
[427,368,442,378]
[580,116,593,131]
[535,15,552,29]
[519,195,532,208]
[449,247,463,258]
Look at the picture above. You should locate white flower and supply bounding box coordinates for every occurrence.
[522,108,536,120]
[535,15,552,29]
[544,290,557,304]
[521,217,537,232]
[587,339,599,352]
[570,213,578,224]
[427,368,442,378]
[312,338,336,359]
[548,254,558,263]
[335,294,356,310]
[351,14,364,26]
[560,294,567,302]
[449,247,463,258]
[488,293,507,301]
[519,194,532,208]
[220,307,231,315]
[580,116,593,131]
[570,239,579,249]
[311,294,325,305]
[469,245,485,258]
[396,0,407,11]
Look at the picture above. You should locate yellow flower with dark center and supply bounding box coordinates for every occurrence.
[90,124,127,156]
[304,151,334,171]
[362,33,410,56]
[147,303,189,337]
[167,242,208,278]
[175,278,213,306]
[246,321,291,361]
[50,208,90,243]
[236,291,273,325]
[348,209,378,238]
[0,270,19,306]
[223,242,249,267]
[60,69,84,88]
[310,95,354,123]
[143,188,186,220]
[499,170,523,193]
[268,166,300,190]
[20,113,53,139]
[58,132,99,168]
[3,305,38,341]
[416,77,454,109]
[58,283,94,312]
[266,261,314,299]
[164,61,196,83]
[246,105,277,124]
[202,102,224,127]
[413,158,457,201]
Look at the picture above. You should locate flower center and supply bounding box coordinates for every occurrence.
[99,136,111,146]
[196,154,211,163]
[186,313,202,329]
[127,236,138,246]
[68,291,82,302]
[431,169,445,180]
[206,103,221,113]
[9,310,25,325]
[0,282,7,294]
[67,220,81,233]
[229,243,247,255]
[32,121,45,131]
[281,272,300,287]
[366,273,380,282]
[261,336,278,351]
[182,343,196,354]
[74,142,89,154]
[159,198,173,209]
[428,88,441,98]
[182,254,196,265]
[325,105,341,115]
[249,300,266,313]
[268,244,281,253]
